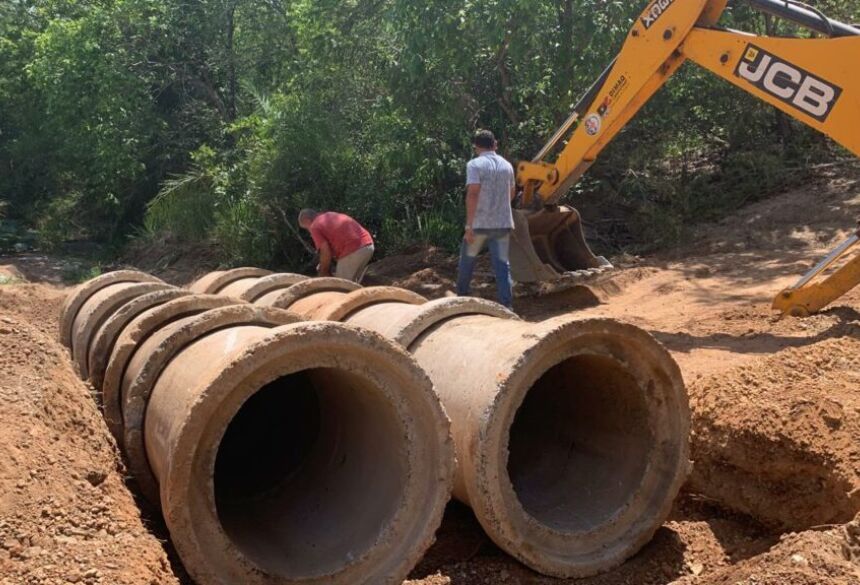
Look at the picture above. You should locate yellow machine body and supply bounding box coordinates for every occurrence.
[513,0,860,315]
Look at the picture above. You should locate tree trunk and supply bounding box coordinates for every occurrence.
[226,1,238,122]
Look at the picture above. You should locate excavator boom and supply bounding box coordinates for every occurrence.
[512,0,860,316]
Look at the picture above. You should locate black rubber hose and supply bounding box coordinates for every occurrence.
[746,0,860,37]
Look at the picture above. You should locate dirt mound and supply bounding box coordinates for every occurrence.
[0,287,180,585]
[677,516,860,585]
[363,246,522,302]
[365,247,459,297]
[689,320,860,531]
[366,246,457,280]
[121,238,221,287]
[688,171,860,257]
[405,504,860,584]
[0,285,65,339]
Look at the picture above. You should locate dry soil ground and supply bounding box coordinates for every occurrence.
[1,168,860,584]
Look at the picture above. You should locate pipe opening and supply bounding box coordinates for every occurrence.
[214,368,408,578]
[507,354,652,532]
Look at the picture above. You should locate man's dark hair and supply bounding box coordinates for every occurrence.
[298,208,319,225]
[472,130,496,150]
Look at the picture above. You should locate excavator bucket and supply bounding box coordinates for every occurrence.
[509,206,612,283]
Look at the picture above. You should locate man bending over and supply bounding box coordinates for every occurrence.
[298,209,375,283]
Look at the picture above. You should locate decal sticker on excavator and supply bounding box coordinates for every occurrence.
[735,44,843,122]
[599,74,630,118]
[584,114,602,136]
[641,0,677,30]
[608,75,629,100]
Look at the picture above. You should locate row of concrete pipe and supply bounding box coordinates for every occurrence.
[58,268,691,585]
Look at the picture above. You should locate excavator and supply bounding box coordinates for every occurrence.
[512,0,860,317]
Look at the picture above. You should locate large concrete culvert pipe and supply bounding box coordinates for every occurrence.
[101,294,242,440]
[254,277,361,309]
[87,288,192,389]
[144,321,455,585]
[405,314,690,578]
[117,304,303,504]
[69,281,178,380]
[59,270,165,349]
[223,274,691,579]
[261,281,428,321]
[188,266,273,294]
[220,272,309,301]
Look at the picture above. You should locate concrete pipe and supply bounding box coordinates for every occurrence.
[144,321,455,585]
[260,290,690,578]
[406,314,689,577]
[188,267,272,294]
[344,297,518,347]
[59,270,163,348]
[255,277,360,310]
[101,295,241,441]
[219,273,309,301]
[87,288,192,390]
[70,281,176,380]
[120,305,300,504]
[288,286,428,321]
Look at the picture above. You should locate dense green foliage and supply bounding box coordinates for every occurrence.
[1,0,858,266]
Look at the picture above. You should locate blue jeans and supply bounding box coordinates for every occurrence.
[456,229,513,309]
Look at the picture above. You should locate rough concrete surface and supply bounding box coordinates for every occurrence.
[143,321,454,584]
[101,295,240,440]
[87,288,191,390]
[187,267,272,294]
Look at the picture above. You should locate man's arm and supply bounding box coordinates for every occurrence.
[465,184,480,244]
[317,241,334,277]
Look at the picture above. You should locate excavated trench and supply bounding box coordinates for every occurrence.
[9,256,854,585]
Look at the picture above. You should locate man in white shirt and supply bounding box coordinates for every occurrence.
[456,130,516,309]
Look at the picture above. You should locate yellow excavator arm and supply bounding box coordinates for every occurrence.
[513,0,860,316]
[772,228,860,317]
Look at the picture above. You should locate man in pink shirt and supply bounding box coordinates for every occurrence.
[298,209,375,282]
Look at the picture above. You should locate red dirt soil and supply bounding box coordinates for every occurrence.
[0,284,180,585]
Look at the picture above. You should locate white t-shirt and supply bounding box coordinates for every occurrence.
[466,151,515,230]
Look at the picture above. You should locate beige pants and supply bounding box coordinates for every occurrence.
[335,245,375,283]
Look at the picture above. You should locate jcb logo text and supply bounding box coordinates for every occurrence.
[735,44,842,122]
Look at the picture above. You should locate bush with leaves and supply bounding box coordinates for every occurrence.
[0,0,857,266]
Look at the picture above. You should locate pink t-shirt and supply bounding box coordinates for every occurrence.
[309,212,374,259]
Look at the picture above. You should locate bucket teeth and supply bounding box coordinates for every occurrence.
[510,207,612,283]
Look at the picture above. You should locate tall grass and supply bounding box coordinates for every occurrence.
[380,194,464,254]
[143,167,217,241]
